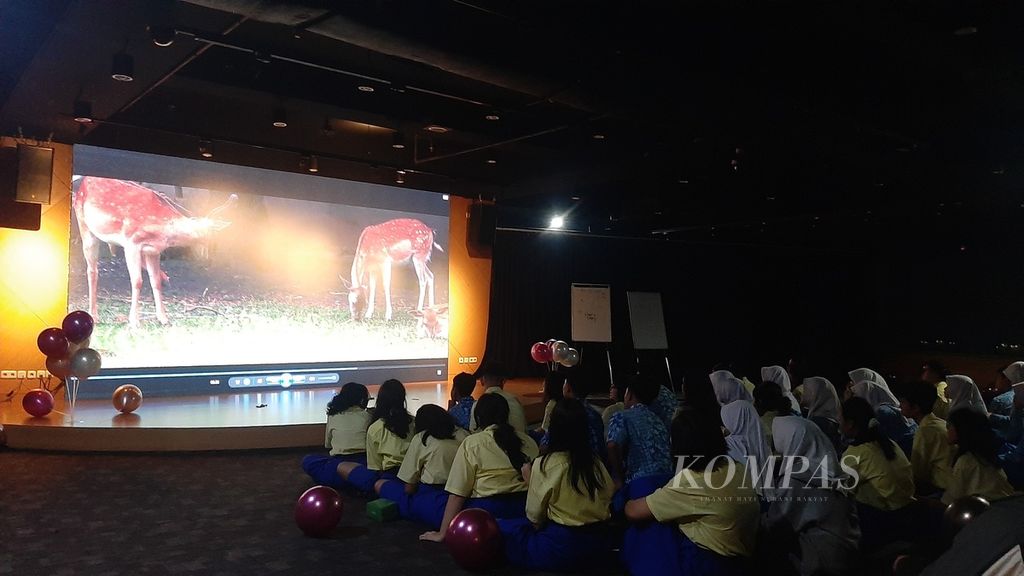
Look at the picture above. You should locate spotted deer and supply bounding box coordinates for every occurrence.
[344,218,442,321]
[73,176,237,327]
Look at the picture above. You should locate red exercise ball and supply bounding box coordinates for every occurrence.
[294,485,343,537]
[23,389,54,418]
[530,341,552,363]
[37,328,69,359]
[445,508,503,571]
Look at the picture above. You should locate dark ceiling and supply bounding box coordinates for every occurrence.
[3,0,1024,246]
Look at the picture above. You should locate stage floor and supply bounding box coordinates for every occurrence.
[0,380,547,451]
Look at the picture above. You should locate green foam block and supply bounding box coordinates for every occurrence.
[366,498,399,522]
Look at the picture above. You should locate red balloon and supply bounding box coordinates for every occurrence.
[23,389,54,418]
[37,328,69,358]
[62,310,94,344]
[445,508,503,571]
[294,486,343,537]
[530,342,553,363]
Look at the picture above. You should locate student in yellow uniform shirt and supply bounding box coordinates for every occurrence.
[942,409,1016,505]
[624,408,760,576]
[921,361,951,420]
[337,379,414,492]
[419,393,539,542]
[840,397,916,551]
[301,382,371,488]
[374,404,469,528]
[469,361,528,434]
[898,381,952,494]
[497,399,615,572]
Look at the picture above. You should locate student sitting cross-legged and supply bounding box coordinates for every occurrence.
[418,393,540,542]
[337,379,414,493]
[497,398,616,572]
[606,373,674,510]
[374,404,469,528]
[301,382,372,489]
[624,408,760,575]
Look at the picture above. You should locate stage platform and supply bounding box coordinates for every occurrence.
[0,380,548,452]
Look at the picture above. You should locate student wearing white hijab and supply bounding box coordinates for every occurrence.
[800,377,843,453]
[710,370,754,405]
[761,365,801,413]
[990,361,1024,420]
[945,375,989,416]
[763,416,860,576]
[721,400,772,468]
[847,368,917,458]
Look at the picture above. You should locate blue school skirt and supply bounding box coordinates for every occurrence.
[497,518,613,572]
[378,481,450,529]
[347,465,400,493]
[619,473,679,575]
[465,492,528,520]
[301,453,367,488]
[856,502,917,551]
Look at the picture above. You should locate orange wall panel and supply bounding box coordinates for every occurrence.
[446,197,492,384]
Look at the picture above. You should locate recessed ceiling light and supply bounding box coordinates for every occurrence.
[111,52,134,82]
[72,100,93,123]
[592,133,605,140]
[953,26,978,36]
[395,169,406,184]
[392,132,406,149]
[272,107,288,128]
[571,196,581,201]
[678,179,689,184]
[485,113,500,121]
[486,159,497,164]
[199,140,214,158]
[426,125,450,133]
[358,85,375,92]
[150,26,175,47]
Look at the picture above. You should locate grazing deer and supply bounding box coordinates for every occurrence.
[73,176,237,327]
[412,304,449,339]
[345,218,442,321]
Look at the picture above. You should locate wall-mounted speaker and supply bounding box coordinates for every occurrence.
[467,201,496,258]
[16,144,53,205]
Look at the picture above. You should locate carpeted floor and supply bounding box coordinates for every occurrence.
[0,447,626,576]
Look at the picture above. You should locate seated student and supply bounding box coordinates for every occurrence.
[301,382,371,488]
[539,371,566,435]
[448,372,476,430]
[375,404,468,528]
[710,370,754,406]
[800,376,843,453]
[763,416,860,576]
[624,408,760,575]
[497,399,616,572]
[721,400,771,468]
[418,393,540,542]
[762,365,802,414]
[998,384,1024,487]
[946,375,989,416]
[754,382,794,451]
[606,374,674,506]
[840,396,916,551]
[601,381,625,430]
[470,361,528,434]
[920,360,951,420]
[942,408,1016,505]
[898,381,953,494]
[847,368,918,458]
[337,379,414,492]
[554,374,608,463]
[991,361,1024,419]
[650,374,681,430]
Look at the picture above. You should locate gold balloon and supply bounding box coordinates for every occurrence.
[112,384,143,414]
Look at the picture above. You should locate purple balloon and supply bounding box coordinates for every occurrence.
[294,486,343,537]
[62,311,94,344]
[37,328,69,358]
[23,389,54,418]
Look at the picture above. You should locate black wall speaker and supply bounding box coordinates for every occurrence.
[16,144,53,204]
[467,201,496,258]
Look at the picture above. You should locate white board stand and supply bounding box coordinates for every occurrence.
[570,283,614,386]
[626,291,675,392]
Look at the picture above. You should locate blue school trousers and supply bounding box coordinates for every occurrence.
[465,492,528,520]
[301,453,367,488]
[619,473,680,575]
[677,532,750,576]
[856,502,916,551]
[347,465,399,493]
[497,518,613,572]
[378,481,450,529]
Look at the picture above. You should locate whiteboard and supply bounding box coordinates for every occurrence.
[571,284,612,343]
[627,291,668,349]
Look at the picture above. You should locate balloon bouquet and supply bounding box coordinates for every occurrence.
[32,311,101,417]
[530,339,580,369]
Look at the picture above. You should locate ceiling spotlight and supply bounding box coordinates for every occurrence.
[485,113,500,121]
[425,125,450,134]
[272,107,288,128]
[396,169,406,184]
[357,85,375,92]
[392,131,406,149]
[549,215,565,229]
[953,26,978,36]
[72,100,93,124]
[441,194,450,201]
[198,139,214,158]
[486,159,497,165]
[150,25,175,47]
[111,52,134,82]
[301,154,318,173]
[592,133,605,140]
[253,51,272,64]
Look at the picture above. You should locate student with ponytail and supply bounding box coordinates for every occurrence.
[338,379,414,492]
[301,382,371,488]
[374,404,468,528]
[497,399,615,572]
[419,393,539,542]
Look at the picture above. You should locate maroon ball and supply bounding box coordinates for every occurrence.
[37,328,69,358]
[294,486,343,537]
[62,310,94,344]
[23,389,54,418]
[445,508,503,571]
